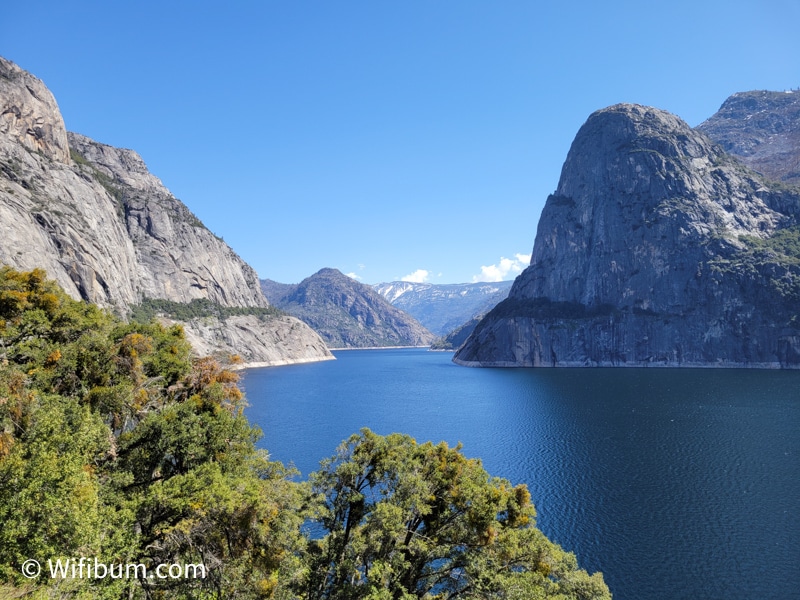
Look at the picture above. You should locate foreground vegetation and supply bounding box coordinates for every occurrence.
[129,297,284,324]
[0,266,611,599]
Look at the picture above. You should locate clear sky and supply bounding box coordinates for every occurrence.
[3,1,798,284]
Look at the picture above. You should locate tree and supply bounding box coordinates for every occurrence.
[303,429,610,600]
[0,267,306,598]
[0,394,109,582]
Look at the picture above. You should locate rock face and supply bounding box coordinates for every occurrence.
[455,103,800,368]
[68,132,270,308]
[176,315,333,368]
[1,59,139,307]
[0,56,332,367]
[373,281,512,336]
[262,268,435,348]
[0,58,69,164]
[698,90,800,185]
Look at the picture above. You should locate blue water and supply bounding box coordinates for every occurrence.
[242,348,800,600]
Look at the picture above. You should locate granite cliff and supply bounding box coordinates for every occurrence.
[455,102,800,368]
[0,56,332,366]
[262,268,435,348]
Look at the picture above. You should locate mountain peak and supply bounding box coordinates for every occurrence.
[0,57,70,164]
[310,267,351,280]
[262,268,435,348]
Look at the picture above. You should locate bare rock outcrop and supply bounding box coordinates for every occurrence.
[177,315,335,368]
[1,63,140,308]
[0,58,69,163]
[455,103,800,368]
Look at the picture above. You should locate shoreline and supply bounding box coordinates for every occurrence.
[232,355,336,371]
[452,358,799,369]
[234,346,435,370]
[328,345,431,351]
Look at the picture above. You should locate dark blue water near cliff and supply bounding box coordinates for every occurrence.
[242,348,800,600]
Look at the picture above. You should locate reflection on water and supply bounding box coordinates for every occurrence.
[242,349,800,600]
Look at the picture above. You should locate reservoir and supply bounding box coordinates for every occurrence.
[242,348,799,600]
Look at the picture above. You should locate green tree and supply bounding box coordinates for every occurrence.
[0,394,109,581]
[303,429,610,600]
[0,267,306,598]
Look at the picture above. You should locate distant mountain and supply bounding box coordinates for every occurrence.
[373,281,512,336]
[430,315,484,351]
[698,90,800,185]
[261,268,435,348]
[456,101,800,368]
[259,279,297,305]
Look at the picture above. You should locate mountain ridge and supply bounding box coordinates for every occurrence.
[373,280,512,337]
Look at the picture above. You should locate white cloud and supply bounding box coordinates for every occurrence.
[345,272,362,280]
[401,269,430,283]
[472,253,531,283]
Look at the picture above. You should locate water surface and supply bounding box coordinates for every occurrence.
[242,348,800,600]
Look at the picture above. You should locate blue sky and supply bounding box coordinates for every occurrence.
[3,1,798,284]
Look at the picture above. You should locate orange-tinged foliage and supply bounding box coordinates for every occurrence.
[0,268,55,321]
[118,332,153,358]
[0,267,313,597]
[0,432,12,457]
[44,349,61,367]
[183,356,244,407]
[36,292,61,313]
